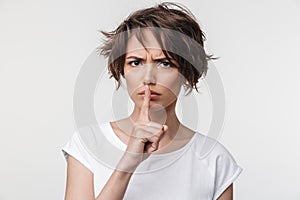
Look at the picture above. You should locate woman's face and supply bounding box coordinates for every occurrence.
[123,30,184,109]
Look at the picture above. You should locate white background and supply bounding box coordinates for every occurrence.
[1,0,300,199]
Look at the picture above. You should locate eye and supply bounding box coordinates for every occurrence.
[128,60,142,67]
[158,61,171,68]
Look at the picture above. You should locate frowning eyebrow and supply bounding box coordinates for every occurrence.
[125,56,174,62]
[125,56,143,60]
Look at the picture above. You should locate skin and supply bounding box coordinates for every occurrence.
[64,30,234,200]
[113,31,196,153]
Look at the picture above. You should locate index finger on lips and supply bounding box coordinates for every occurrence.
[139,85,151,122]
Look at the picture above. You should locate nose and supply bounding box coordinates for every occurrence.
[143,63,157,85]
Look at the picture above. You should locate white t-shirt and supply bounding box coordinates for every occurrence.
[62,122,242,200]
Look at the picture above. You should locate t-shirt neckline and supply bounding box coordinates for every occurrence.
[103,121,198,158]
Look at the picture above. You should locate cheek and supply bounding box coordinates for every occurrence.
[156,71,184,95]
[124,72,142,97]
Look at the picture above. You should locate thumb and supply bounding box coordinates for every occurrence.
[149,125,167,153]
[150,142,158,152]
[162,124,168,132]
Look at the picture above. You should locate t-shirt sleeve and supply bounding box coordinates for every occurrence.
[61,131,94,173]
[212,142,243,200]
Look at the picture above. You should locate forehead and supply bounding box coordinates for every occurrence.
[126,29,163,55]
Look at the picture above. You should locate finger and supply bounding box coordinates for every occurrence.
[141,121,164,132]
[146,129,165,153]
[162,124,168,132]
[139,85,151,122]
[132,124,162,139]
[137,123,167,138]
[146,142,157,153]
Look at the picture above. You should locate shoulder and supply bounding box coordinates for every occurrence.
[62,128,95,173]
[191,132,243,199]
[180,125,232,160]
[191,132,237,162]
[191,132,243,179]
[61,124,110,173]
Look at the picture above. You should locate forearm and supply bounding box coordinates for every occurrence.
[95,154,138,200]
[95,169,132,200]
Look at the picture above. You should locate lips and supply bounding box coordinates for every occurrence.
[138,90,161,95]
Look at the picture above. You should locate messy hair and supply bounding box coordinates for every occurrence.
[97,2,216,95]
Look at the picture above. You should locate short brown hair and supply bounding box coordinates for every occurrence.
[98,2,216,95]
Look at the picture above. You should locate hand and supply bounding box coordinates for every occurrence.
[117,85,168,172]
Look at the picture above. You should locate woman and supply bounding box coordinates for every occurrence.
[62,2,242,200]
